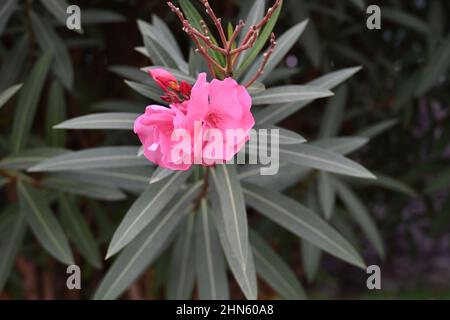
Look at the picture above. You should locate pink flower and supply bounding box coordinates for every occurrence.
[185,73,255,164]
[134,105,191,171]
[134,70,255,170]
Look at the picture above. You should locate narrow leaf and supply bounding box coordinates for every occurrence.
[55,113,138,130]
[252,85,333,105]
[46,81,66,147]
[0,84,22,110]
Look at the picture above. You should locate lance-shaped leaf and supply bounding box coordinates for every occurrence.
[243,20,309,84]
[18,181,74,265]
[195,200,229,300]
[138,20,188,73]
[255,125,306,145]
[243,183,365,269]
[39,0,71,28]
[59,195,102,268]
[248,143,375,179]
[166,214,195,299]
[210,164,249,270]
[54,113,139,130]
[312,137,369,155]
[93,183,201,300]
[0,206,26,291]
[301,240,322,283]
[319,86,348,138]
[29,147,149,172]
[0,84,22,110]
[91,100,144,113]
[152,15,184,64]
[254,67,361,125]
[252,85,333,105]
[250,229,306,300]
[46,81,66,147]
[0,0,17,36]
[236,0,282,75]
[0,147,68,170]
[124,80,164,103]
[357,119,399,139]
[31,12,73,89]
[236,0,265,67]
[150,167,175,184]
[0,35,28,91]
[143,35,178,70]
[42,176,127,201]
[11,53,52,153]
[317,172,336,220]
[109,65,155,86]
[50,167,153,194]
[106,171,192,258]
[210,189,257,300]
[331,178,385,259]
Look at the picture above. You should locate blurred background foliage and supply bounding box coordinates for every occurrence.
[0,0,449,299]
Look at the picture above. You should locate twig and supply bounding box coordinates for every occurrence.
[245,33,277,88]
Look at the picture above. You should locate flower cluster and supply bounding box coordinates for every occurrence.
[134,69,255,170]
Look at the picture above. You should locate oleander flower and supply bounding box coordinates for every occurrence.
[134,70,255,170]
[134,105,191,171]
[184,73,255,165]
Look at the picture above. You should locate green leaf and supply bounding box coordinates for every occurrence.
[0,207,26,291]
[382,7,431,35]
[143,35,178,69]
[210,189,257,300]
[0,35,28,91]
[236,0,283,76]
[311,137,369,155]
[166,214,195,299]
[319,86,348,138]
[0,147,68,170]
[50,167,153,194]
[255,125,306,145]
[0,0,17,36]
[124,80,164,103]
[54,113,138,130]
[236,0,265,67]
[348,173,417,197]
[416,35,450,96]
[152,15,184,63]
[210,164,249,270]
[106,171,192,258]
[39,0,71,28]
[91,100,144,113]
[150,167,175,184]
[243,20,309,84]
[18,181,74,265]
[31,12,74,89]
[332,178,385,259]
[254,67,361,124]
[178,0,224,66]
[109,65,155,86]
[357,119,398,139]
[11,53,52,153]
[250,229,306,300]
[46,81,66,147]
[81,9,125,25]
[301,240,322,283]
[138,20,187,73]
[248,143,376,179]
[243,183,365,269]
[93,184,201,300]
[42,176,127,201]
[29,147,150,172]
[195,200,229,300]
[317,172,336,220]
[59,194,102,268]
[0,84,22,110]
[252,85,333,105]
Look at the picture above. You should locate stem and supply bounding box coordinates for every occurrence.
[245,33,277,88]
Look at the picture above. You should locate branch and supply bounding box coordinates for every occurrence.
[199,0,228,47]
[245,33,277,88]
